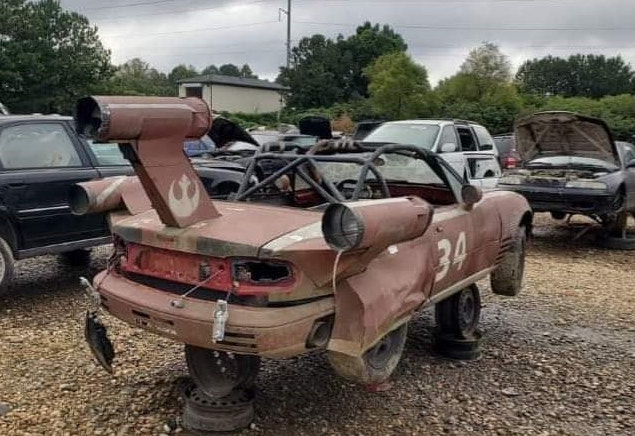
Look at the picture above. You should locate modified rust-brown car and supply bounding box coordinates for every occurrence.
[74,96,531,398]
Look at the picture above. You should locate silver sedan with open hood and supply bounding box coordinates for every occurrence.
[497,111,635,249]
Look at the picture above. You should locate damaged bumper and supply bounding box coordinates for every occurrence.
[500,186,616,215]
[93,271,335,359]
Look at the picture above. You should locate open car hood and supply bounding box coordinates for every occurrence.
[514,111,619,165]
[208,117,260,148]
[299,115,332,140]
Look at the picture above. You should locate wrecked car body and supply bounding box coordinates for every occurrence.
[498,111,635,248]
[73,96,531,422]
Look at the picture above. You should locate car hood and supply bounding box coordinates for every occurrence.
[514,111,619,165]
[208,117,259,148]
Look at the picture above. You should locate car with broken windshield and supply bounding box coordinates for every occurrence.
[73,96,531,424]
[498,111,635,249]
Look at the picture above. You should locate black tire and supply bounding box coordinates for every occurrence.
[435,285,481,339]
[491,225,527,296]
[434,331,482,360]
[185,345,261,399]
[328,322,408,384]
[0,236,15,296]
[59,249,91,266]
[181,382,255,433]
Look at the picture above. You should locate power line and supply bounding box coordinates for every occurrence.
[100,20,279,38]
[81,0,276,22]
[294,20,635,31]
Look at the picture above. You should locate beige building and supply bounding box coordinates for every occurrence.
[178,74,288,114]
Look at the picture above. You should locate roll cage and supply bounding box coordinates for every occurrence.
[233,143,467,205]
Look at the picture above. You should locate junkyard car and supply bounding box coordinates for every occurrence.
[74,96,531,398]
[0,115,248,294]
[498,111,635,249]
[361,119,500,183]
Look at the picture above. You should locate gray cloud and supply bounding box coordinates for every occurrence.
[59,0,635,84]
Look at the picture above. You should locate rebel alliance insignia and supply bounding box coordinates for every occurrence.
[168,174,200,218]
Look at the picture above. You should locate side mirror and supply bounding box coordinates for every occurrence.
[440,142,458,153]
[461,184,483,207]
[627,159,635,169]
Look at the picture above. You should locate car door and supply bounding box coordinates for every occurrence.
[0,120,101,250]
[436,125,466,177]
[429,159,501,294]
[463,153,502,189]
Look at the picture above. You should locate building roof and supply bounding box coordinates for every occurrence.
[178,74,289,91]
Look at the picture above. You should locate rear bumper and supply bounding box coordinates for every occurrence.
[499,186,616,215]
[94,271,335,358]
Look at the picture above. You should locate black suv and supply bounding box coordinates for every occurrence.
[0,115,248,293]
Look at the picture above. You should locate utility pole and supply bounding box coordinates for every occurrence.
[279,0,291,70]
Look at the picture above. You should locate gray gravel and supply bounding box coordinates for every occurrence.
[0,214,634,435]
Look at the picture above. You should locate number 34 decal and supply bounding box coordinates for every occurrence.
[435,231,467,282]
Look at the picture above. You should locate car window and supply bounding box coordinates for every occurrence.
[439,126,459,148]
[362,123,440,149]
[88,140,130,166]
[313,152,446,186]
[456,126,477,152]
[0,123,82,169]
[472,125,495,151]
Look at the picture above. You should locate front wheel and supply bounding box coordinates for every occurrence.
[328,323,408,384]
[491,225,527,296]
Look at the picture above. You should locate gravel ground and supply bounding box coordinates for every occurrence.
[0,214,633,435]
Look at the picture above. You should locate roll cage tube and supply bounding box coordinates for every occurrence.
[360,143,465,202]
[233,150,391,202]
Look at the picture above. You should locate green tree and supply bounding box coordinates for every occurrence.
[278,34,344,108]
[460,42,512,82]
[103,58,175,96]
[517,54,635,98]
[278,22,407,109]
[0,0,112,113]
[239,64,258,78]
[219,63,241,76]
[340,22,408,99]
[168,64,198,85]
[364,51,433,119]
[201,64,220,75]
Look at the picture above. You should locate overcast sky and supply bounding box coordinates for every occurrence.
[59,0,635,85]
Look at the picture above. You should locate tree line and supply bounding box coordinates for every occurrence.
[4,0,635,138]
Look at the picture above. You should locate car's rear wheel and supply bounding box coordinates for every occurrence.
[0,236,15,295]
[184,345,261,399]
[328,322,408,384]
[435,285,481,339]
[491,225,527,296]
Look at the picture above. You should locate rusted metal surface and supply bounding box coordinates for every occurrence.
[75,96,220,228]
[94,270,335,358]
[74,97,532,382]
[70,176,151,215]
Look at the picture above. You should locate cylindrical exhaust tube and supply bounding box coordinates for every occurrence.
[321,197,434,252]
[70,176,130,215]
[75,96,211,142]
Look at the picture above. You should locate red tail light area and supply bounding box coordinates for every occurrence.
[502,155,520,169]
[120,242,296,296]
